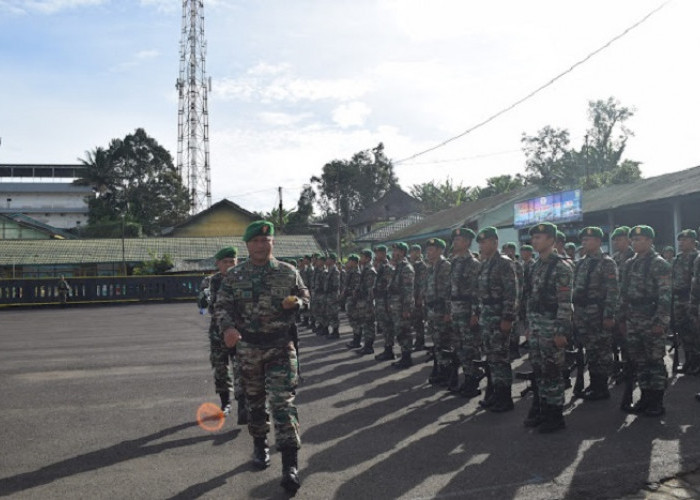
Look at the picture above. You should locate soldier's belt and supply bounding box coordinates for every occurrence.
[572,297,604,307]
[451,294,475,302]
[628,297,657,307]
[238,328,290,346]
[530,302,558,315]
[481,298,502,306]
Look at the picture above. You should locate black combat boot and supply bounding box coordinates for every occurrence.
[236,396,248,425]
[301,316,309,328]
[321,325,330,337]
[328,327,340,339]
[428,358,443,385]
[280,447,301,495]
[623,389,650,414]
[458,374,482,398]
[412,338,426,351]
[538,403,566,433]
[524,396,543,428]
[392,350,413,369]
[642,390,666,417]
[509,336,521,360]
[358,341,374,355]
[345,333,361,349]
[489,385,514,413]
[219,392,231,416]
[478,374,495,408]
[582,373,610,401]
[375,346,395,361]
[252,437,270,469]
[446,363,460,392]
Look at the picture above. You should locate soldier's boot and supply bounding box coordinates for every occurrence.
[438,363,451,387]
[446,364,460,392]
[642,390,666,417]
[619,362,636,412]
[358,340,374,355]
[582,373,610,401]
[392,350,413,369]
[489,385,515,413]
[252,437,271,469]
[321,325,330,337]
[538,403,566,433]
[280,447,301,495]
[509,337,521,360]
[375,346,395,361]
[236,396,248,425]
[523,390,543,428]
[695,392,700,402]
[345,333,362,349]
[328,327,340,339]
[686,354,700,375]
[412,338,426,352]
[624,390,651,414]
[219,392,231,417]
[458,374,482,398]
[428,357,444,385]
[301,317,310,328]
[478,375,495,408]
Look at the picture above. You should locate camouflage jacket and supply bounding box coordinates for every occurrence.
[412,259,428,300]
[374,258,394,301]
[477,251,518,321]
[343,268,361,304]
[613,247,635,277]
[425,256,451,313]
[572,250,619,319]
[303,266,314,292]
[324,265,340,298]
[690,255,700,318]
[356,263,377,302]
[450,252,480,316]
[526,252,573,335]
[311,266,327,295]
[388,257,415,310]
[616,250,671,327]
[520,259,535,319]
[214,258,309,344]
[671,251,698,304]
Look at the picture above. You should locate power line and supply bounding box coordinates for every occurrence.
[398,149,521,166]
[395,0,671,165]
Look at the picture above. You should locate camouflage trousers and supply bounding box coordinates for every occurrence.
[349,299,375,343]
[674,304,700,357]
[624,313,668,391]
[209,326,243,400]
[574,307,613,377]
[320,297,340,329]
[527,314,566,406]
[237,340,300,450]
[452,305,482,377]
[311,294,326,326]
[389,297,413,353]
[412,301,426,344]
[426,305,456,368]
[375,298,394,346]
[481,311,512,388]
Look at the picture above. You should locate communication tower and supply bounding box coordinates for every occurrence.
[176,0,211,213]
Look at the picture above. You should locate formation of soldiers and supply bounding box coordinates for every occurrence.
[297,222,700,432]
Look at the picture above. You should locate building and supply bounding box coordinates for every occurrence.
[0,213,77,240]
[0,182,91,230]
[163,198,257,237]
[348,186,422,237]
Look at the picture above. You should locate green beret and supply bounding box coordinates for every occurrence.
[360,248,374,259]
[285,258,298,267]
[528,222,557,238]
[392,242,409,254]
[452,227,476,240]
[426,238,447,249]
[678,229,697,240]
[503,242,517,250]
[374,245,388,253]
[410,244,422,252]
[630,225,655,239]
[520,244,534,252]
[611,226,630,239]
[243,220,275,242]
[556,230,566,242]
[347,254,360,262]
[564,242,576,250]
[662,245,675,253]
[326,252,338,261]
[214,246,237,260]
[303,254,312,260]
[579,226,604,240]
[476,226,498,242]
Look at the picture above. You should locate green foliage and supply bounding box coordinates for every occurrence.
[75,128,191,236]
[285,185,316,234]
[474,174,525,199]
[410,177,474,213]
[132,251,174,275]
[80,218,142,238]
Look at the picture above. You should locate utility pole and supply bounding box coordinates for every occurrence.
[278,186,283,231]
[584,134,589,187]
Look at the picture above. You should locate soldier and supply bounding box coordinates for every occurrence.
[215,221,308,494]
[565,242,577,261]
[410,244,428,351]
[369,245,393,356]
[57,275,71,307]
[616,225,671,417]
[299,255,312,327]
[311,254,328,336]
[449,228,482,397]
[343,255,362,348]
[307,253,320,330]
[385,242,415,368]
[672,230,699,374]
[662,246,676,263]
[523,223,573,432]
[519,244,535,347]
[351,249,377,351]
[338,259,347,313]
[476,227,518,412]
[572,227,619,401]
[503,242,524,359]
[555,231,568,259]
[424,238,454,384]
[324,253,341,339]
[611,227,635,269]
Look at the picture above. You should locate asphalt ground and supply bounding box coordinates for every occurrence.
[0,303,699,500]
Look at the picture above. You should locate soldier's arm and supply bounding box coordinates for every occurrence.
[402,267,415,309]
[501,259,518,321]
[467,259,481,318]
[214,274,238,333]
[653,259,672,329]
[615,261,629,324]
[690,256,700,318]
[555,260,573,336]
[439,261,452,315]
[366,271,377,301]
[294,271,310,309]
[602,259,619,320]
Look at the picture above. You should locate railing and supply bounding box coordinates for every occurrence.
[0,275,206,308]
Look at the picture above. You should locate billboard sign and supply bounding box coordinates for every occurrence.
[514,189,583,228]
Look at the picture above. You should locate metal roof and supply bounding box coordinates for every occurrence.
[0,182,93,194]
[354,213,425,243]
[0,235,323,265]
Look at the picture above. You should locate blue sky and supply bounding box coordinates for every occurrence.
[1,0,699,213]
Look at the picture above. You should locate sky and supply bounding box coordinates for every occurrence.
[1,0,699,214]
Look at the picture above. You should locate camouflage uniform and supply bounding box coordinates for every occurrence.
[450,251,482,385]
[300,262,313,325]
[323,263,341,334]
[214,257,308,451]
[355,261,377,346]
[672,249,699,371]
[343,266,362,343]
[374,257,394,350]
[613,246,635,270]
[412,257,428,347]
[311,264,327,334]
[306,262,318,327]
[388,256,415,355]
[423,255,452,371]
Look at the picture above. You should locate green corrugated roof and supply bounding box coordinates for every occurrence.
[0,236,322,265]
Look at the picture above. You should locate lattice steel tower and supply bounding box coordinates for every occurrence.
[176,0,211,214]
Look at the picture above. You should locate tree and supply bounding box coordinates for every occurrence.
[474,174,525,199]
[410,177,474,213]
[75,128,191,236]
[132,252,174,275]
[521,126,578,191]
[285,185,316,234]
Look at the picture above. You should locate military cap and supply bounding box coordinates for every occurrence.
[564,242,576,250]
[503,241,517,250]
[520,244,534,252]
[556,230,566,242]
[392,242,409,253]
[677,229,697,240]
[426,238,447,249]
[360,248,374,259]
[410,244,422,252]
[213,246,237,260]
[303,254,312,260]
[242,220,274,242]
[528,222,557,237]
[662,245,675,253]
[630,225,655,239]
[476,226,498,242]
[285,258,298,267]
[347,254,360,262]
[579,226,604,240]
[374,244,388,253]
[326,252,338,261]
[611,226,630,239]
[311,252,322,258]
[452,227,476,240]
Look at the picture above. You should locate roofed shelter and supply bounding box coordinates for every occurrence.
[164,198,257,237]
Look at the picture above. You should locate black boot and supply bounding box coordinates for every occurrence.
[538,403,566,433]
[458,374,482,398]
[301,317,309,328]
[392,350,413,369]
[686,354,700,375]
[489,385,514,413]
[623,389,651,414]
[412,338,426,351]
[252,437,270,469]
[523,389,543,428]
[446,363,460,392]
[328,327,340,339]
[478,372,495,408]
[642,389,666,417]
[428,358,442,384]
[375,346,395,361]
[219,392,231,416]
[582,373,610,401]
[280,447,301,495]
[321,325,330,337]
[358,341,374,355]
[509,337,521,360]
[236,396,248,425]
[619,362,636,412]
[346,334,361,349]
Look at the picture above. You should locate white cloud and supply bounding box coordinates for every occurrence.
[257,111,313,127]
[332,102,372,128]
[110,48,161,72]
[0,0,104,14]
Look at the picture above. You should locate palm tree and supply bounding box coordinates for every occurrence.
[74,147,117,197]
